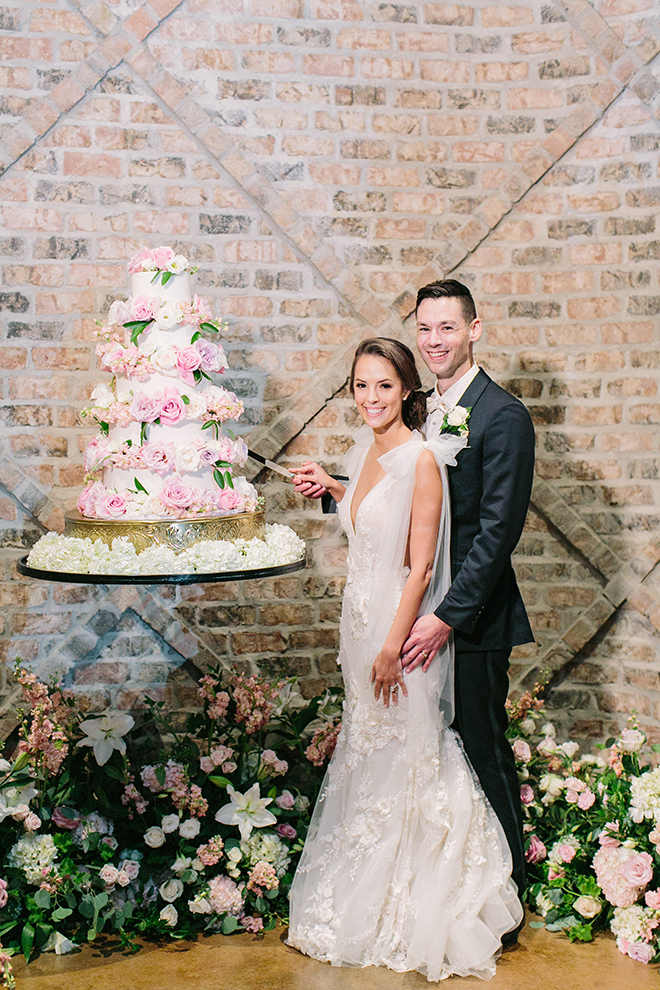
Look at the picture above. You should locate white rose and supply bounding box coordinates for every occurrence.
[520,717,536,735]
[159,904,178,926]
[106,440,121,453]
[573,895,602,919]
[188,895,212,915]
[541,722,556,737]
[145,494,169,518]
[108,299,130,325]
[91,385,114,408]
[446,404,469,427]
[172,856,191,876]
[619,728,645,753]
[115,383,133,404]
[117,870,130,887]
[138,337,158,357]
[537,736,558,755]
[174,442,202,475]
[161,814,180,834]
[179,818,201,839]
[123,501,144,520]
[154,303,183,330]
[159,878,184,902]
[144,826,166,849]
[142,258,158,271]
[539,774,565,797]
[167,254,188,274]
[151,346,178,375]
[559,741,580,758]
[184,392,207,420]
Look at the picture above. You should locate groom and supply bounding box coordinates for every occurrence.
[401,279,535,938]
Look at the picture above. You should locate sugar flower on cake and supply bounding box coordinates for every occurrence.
[77,712,135,766]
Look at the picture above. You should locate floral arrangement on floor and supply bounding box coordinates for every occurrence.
[26,524,305,577]
[508,684,660,967]
[0,663,343,987]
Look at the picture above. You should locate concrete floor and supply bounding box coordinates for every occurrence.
[13,919,657,990]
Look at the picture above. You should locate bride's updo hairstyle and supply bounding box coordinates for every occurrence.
[349,337,426,431]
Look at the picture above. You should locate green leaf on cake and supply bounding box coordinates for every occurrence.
[201,421,212,430]
[200,370,212,381]
[213,468,226,489]
[140,422,148,443]
[225,428,235,440]
[225,472,234,489]
[134,478,148,494]
[99,422,109,437]
[161,271,172,286]
[181,394,190,405]
[150,271,160,284]
[190,331,201,344]
[200,321,218,333]
[193,369,202,384]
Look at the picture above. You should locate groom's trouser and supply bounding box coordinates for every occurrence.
[451,647,526,907]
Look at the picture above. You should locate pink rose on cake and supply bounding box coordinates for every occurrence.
[193,294,213,322]
[97,492,130,519]
[176,346,203,386]
[142,442,176,475]
[218,489,243,512]
[128,247,154,274]
[151,245,175,269]
[160,479,195,510]
[131,391,162,423]
[130,296,158,322]
[174,441,202,474]
[159,389,186,425]
[77,481,106,516]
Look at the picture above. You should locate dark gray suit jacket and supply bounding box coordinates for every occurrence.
[433,369,535,652]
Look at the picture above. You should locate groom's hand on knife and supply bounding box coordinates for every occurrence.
[401,614,452,673]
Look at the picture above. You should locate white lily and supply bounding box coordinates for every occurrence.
[215,783,276,841]
[77,712,135,766]
[0,783,38,822]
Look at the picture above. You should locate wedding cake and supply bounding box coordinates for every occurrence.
[25,247,305,577]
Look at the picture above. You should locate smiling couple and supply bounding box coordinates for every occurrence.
[287,279,536,981]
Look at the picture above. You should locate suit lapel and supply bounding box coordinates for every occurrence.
[439,368,491,434]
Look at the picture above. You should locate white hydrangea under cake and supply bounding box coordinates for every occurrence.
[26,246,304,577]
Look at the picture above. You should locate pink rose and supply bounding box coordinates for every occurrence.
[577,789,596,810]
[159,388,186,425]
[52,806,81,830]
[621,939,654,964]
[130,295,158,322]
[176,345,202,386]
[0,878,7,910]
[193,294,213,321]
[195,339,225,373]
[217,489,243,512]
[557,843,576,864]
[276,824,297,840]
[520,784,535,805]
[97,493,129,518]
[142,442,175,475]
[645,890,660,909]
[548,866,565,881]
[525,835,546,864]
[199,757,214,773]
[131,391,162,423]
[77,481,106,517]
[620,852,653,889]
[128,247,153,274]
[275,790,295,810]
[151,245,175,269]
[160,479,194,509]
[512,739,531,763]
[599,822,621,848]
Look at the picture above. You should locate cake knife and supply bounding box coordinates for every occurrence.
[247,449,292,478]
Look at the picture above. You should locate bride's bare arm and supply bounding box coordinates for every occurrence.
[292,461,346,502]
[371,450,443,707]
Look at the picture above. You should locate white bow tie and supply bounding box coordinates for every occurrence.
[427,392,451,415]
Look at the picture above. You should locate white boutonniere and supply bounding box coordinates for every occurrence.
[441,404,471,437]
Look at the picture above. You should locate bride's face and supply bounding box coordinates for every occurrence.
[352,354,407,432]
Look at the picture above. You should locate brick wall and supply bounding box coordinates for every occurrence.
[1,0,659,747]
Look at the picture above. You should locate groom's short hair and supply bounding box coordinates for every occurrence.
[416,279,477,325]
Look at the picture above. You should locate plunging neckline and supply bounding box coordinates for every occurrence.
[348,437,410,534]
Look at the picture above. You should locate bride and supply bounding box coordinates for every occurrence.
[287,337,522,981]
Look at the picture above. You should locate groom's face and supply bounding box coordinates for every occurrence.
[416,296,482,388]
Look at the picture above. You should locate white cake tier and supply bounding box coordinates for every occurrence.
[131,270,191,303]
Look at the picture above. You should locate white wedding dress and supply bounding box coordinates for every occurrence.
[287,429,522,982]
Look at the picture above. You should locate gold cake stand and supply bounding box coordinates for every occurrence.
[63,508,266,552]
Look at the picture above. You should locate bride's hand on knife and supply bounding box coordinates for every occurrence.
[291,461,346,502]
[371,649,408,708]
